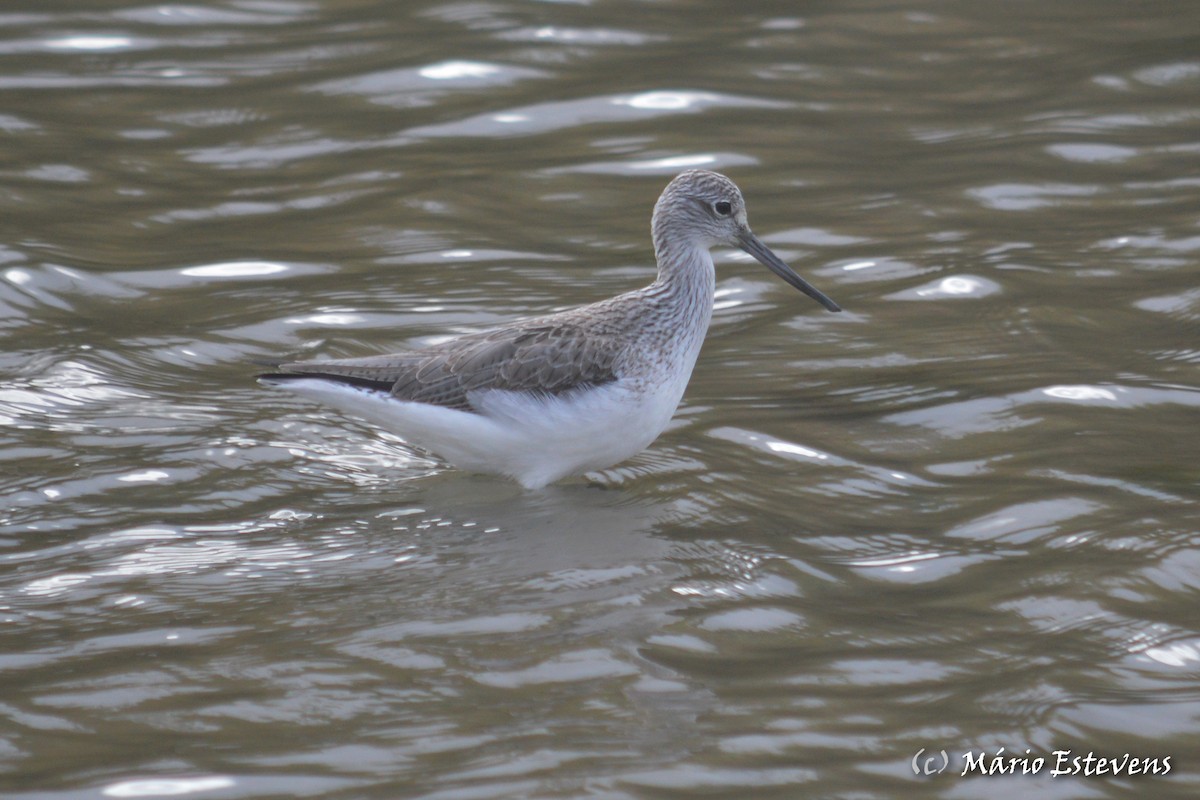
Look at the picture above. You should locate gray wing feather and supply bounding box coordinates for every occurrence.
[275,323,620,412]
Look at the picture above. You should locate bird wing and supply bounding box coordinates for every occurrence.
[268,322,621,412]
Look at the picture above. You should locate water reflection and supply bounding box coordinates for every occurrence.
[102,776,235,798]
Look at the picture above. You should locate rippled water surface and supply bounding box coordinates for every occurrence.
[3,1,1199,797]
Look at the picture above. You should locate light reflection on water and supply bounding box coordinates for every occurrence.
[1,0,1199,797]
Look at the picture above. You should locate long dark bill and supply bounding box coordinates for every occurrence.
[737,231,842,312]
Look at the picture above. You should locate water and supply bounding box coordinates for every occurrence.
[2,1,1198,797]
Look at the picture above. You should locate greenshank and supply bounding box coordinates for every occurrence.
[259,170,840,488]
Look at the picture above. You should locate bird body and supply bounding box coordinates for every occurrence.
[260,171,839,488]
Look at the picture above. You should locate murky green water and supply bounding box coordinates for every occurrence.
[2,1,1198,798]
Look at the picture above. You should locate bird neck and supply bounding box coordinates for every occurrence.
[638,237,714,383]
[650,233,716,301]
[645,237,715,355]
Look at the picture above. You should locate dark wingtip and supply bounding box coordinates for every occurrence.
[254,357,283,384]
[256,371,307,385]
[256,370,396,393]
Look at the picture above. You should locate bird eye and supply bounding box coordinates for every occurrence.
[713,201,732,216]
